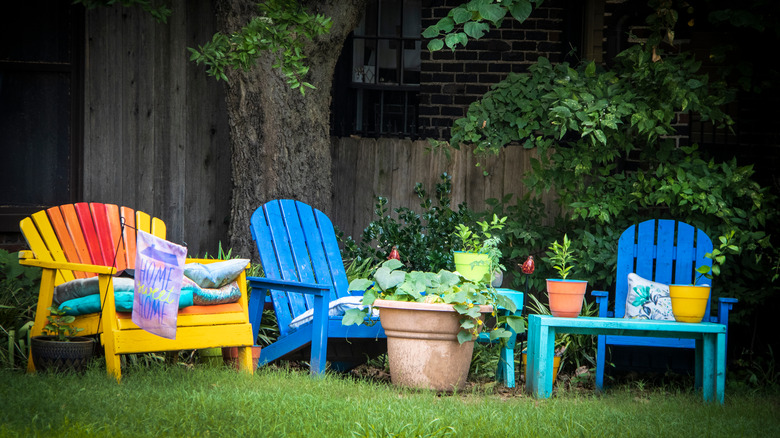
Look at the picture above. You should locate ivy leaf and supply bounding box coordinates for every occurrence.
[477,3,506,24]
[508,0,533,22]
[427,39,444,52]
[452,7,473,24]
[464,21,489,39]
[342,308,368,326]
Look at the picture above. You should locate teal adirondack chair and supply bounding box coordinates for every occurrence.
[246,200,386,374]
[592,219,737,390]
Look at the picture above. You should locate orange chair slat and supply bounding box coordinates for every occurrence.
[75,202,106,266]
[60,204,92,266]
[121,207,137,269]
[45,206,87,279]
[27,211,75,284]
[105,204,127,272]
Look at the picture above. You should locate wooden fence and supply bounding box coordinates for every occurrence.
[331,137,560,241]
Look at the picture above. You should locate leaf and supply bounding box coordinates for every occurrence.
[457,329,474,344]
[374,267,406,291]
[452,7,473,24]
[427,39,444,52]
[464,21,489,39]
[422,25,440,39]
[508,0,533,22]
[342,308,368,326]
[478,3,506,24]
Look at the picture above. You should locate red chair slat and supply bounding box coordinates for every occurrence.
[75,202,105,266]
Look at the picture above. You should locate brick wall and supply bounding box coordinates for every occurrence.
[419,0,569,140]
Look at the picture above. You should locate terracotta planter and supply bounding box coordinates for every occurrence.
[222,346,262,371]
[374,299,492,391]
[669,284,711,323]
[546,279,588,318]
[453,252,490,283]
[30,335,95,373]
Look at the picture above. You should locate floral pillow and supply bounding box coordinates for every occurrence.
[624,273,674,320]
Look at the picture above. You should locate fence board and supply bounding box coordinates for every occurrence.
[330,137,559,241]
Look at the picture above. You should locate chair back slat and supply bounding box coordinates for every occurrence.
[614,219,714,318]
[122,207,138,268]
[105,204,127,272]
[74,202,105,266]
[90,203,116,267]
[250,200,350,335]
[59,204,92,266]
[46,206,88,279]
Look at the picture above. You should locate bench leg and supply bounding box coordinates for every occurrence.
[526,317,554,399]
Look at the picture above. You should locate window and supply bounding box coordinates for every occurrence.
[331,0,421,137]
[0,1,83,231]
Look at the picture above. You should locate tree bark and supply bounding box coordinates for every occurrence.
[214,0,365,260]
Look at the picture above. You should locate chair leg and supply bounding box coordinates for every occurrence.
[106,352,122,382]
[596,334,606,392]
[237,346,254,374]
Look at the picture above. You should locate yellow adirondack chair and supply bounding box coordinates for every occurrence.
[19,202,255,381]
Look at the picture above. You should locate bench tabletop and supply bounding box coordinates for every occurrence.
[530,314,727,335]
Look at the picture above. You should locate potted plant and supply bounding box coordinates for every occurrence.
[452,214,507,285]
[343,259,523,391]
[30,306,94,373]
[669,231,739,323]
[545,234,588,317]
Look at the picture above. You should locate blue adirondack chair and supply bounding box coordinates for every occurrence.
[592,219,737,390]
[246,200,386,374]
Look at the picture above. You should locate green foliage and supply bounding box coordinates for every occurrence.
[188,0,332,94]
[0,249,40,368]
[545,234,575,280]
[43,306,84,342]
[341,173,478,273]
[343,259,523,344]
[423,0,543,51]
[695,230,740,284]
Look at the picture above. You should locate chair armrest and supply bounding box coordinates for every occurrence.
[591,290,610,318]
[18,258,116,275]
[713,297,738,325]
[247,276,330,296]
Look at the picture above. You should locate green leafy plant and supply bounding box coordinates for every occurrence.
[453,214,507,279]
[43,306,84,342]
[545,234,576,280]
[341,173,477,273]
[343,259,524,344]
[695,230,740,284]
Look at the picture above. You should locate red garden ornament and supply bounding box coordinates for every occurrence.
[521,255,535,274]
[388,246,401,261]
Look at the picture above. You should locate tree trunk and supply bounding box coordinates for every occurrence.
[214,0,365,260]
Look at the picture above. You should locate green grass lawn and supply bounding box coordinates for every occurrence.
[1,362,779,437]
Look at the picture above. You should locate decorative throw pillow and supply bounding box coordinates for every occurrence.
[192,280,242,305]
[183,259,250,289]
[58,287,196,315]
[624,273,674,320]
[57,277,198,315]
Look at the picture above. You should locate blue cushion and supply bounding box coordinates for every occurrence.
[192,280,242,305]
[183,259,249,289]
[58,281,197,316]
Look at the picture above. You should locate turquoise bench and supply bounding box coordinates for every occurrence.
[525,315,727,404]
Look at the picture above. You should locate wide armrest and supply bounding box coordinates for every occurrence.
[591,290,610,318]
[18,257,116,275]
[247,276,329,296]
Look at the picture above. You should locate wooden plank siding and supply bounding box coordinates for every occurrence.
[82,0,231,256]
[330,137,560,242]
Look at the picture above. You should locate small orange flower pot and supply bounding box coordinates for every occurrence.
[669,284,711,323]
[522,352,561,382]
[546,279,588,318]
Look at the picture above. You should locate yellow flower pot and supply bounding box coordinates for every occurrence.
[669,284,711,323]
[522,352,561,382]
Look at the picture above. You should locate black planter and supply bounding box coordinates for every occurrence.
[30,336,95,373]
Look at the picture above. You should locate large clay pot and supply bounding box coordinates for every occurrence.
[669,284,711,323]
[453,252,490,283]
[373,299,492,391]
[30,335,95,373]
[546,279,588,318]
